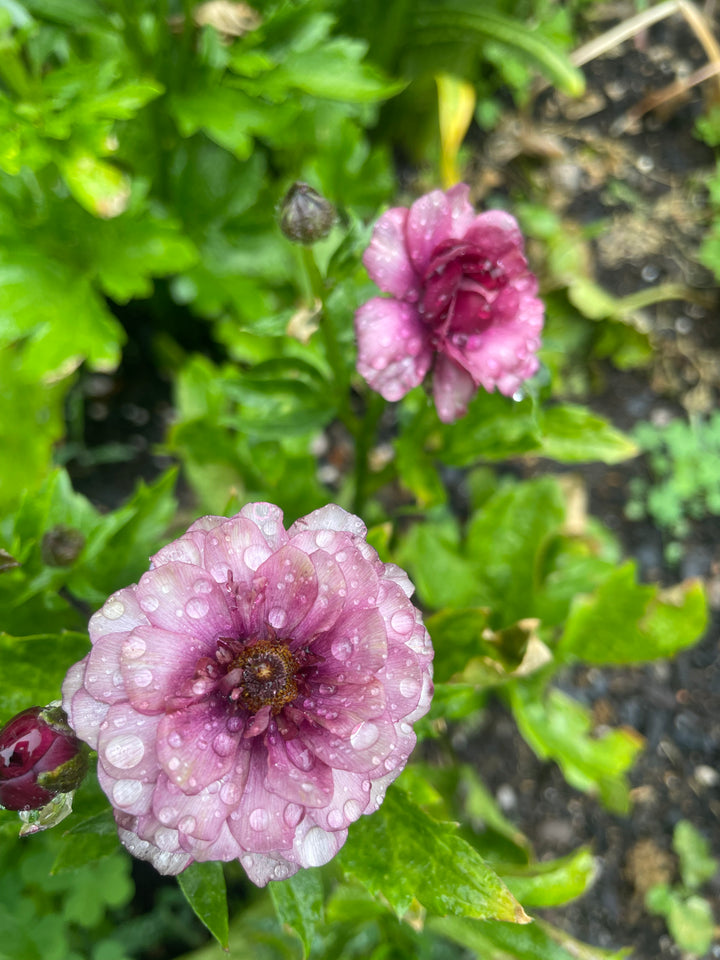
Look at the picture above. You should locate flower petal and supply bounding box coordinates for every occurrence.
[120,625,210,714]
[98,703,162,782]
[227,745,301,853]
[255,544,318,636]
[264,724,334,807]
[363,206,420,300]
[136,563,234,643]
[355,297,431,402]
[433,353,477,423]
[157,699,238,793]
[406,184,475,273]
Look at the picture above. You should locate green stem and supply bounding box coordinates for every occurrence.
[352,391,385,516]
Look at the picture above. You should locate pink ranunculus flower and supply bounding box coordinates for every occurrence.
[62,503,433,886]
[354,184,544,423]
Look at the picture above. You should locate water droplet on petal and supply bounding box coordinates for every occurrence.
[158,806,177,825]
[112,779,143,807]
[331,638,352,661]
[249,807,269,831]
[284,803,303,828]
[244,545,270,570]
[168,757,180,771]
[103,599,125,620]
[400,677,420,699]
[299,826,336,867]
[133,667,153,688]
[350,721,380,751]
[212,732,235,757]
[155,827,177,851]
[268,606,287,629]
[193,579,213,594]
[186,597,210,619]
[106,734,145,770]
[139,595,159,614]
[123,637,146,659]
[391,610,415,635]
[314,530,334,549]
[343,799,363,821]
[219,781,241,805]
[327,809,343,829]
[179,815,197,834]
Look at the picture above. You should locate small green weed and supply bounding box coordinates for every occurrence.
[646,821,718,957]
[626,413,720,560]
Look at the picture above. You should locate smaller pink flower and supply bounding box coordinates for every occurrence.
[354,184,544,423]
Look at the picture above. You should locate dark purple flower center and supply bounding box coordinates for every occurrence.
[420,239,508,343]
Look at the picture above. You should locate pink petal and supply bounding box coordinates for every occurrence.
[116,820,192,875]
[152,771,240,842]
[306,768,371,832]
[355,297,431,402]
[64,679,110,750]
[89,587,146,643]
[136,563,234,643]
[201,515,273,585]
[289,504,367,540]
[151,533,204,568]
[238,851,300,886]
[264,724,334,807]
[363,206,419,300]
[179,821,244,863]
[311,606,388,683]
[255,544,318,636]
[405,185,474,273]
[84,630,133,704]
[237,503,288,550]
[157,699,238,793]
[120,625,209,714]
[98,764,154,816]
[432,354,477,423]
[227,746,300,853]
[465,208,524,254]
[298,713,396,774]
[98,703,163,782]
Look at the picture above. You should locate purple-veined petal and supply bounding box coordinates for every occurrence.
[157,699,238,793]
[136,563,234,643]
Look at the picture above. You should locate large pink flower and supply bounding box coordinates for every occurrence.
[354,184,544,423]
[62,503,433,886]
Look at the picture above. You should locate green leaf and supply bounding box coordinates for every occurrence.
[269,869,323,958]
[510,685,643,814]
[0,631,90,724]
[409,3,585,95]
[177,861,229,950]
[431,915,630,960]
[465,477,565,626]
[52,812,121,873]
[171,87,256,158]
[673,821,718,890]
[438,392,540,466]
[425,607,492,682]
[665,893,716,955]
[557,564,708,664]
[274,37,406,102]
[395,517,479,610]
[338,787,529,922]
[538,405,638,463]
[56,151,130,219]
[500,847,598,908]
[21,0,107,28]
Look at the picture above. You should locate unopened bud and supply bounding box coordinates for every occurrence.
[0,706,88,812]
[41,525,85,567]
[279,182,335,245]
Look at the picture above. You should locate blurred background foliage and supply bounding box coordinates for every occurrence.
[1,0,719,958]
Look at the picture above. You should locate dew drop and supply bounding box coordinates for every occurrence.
[283,803,303,828]
[350,721,380,751]
[331,638,352,661]
[168,757,180,771]
[343,799,363,821]
[193,579,213,594]
[299,826,335,867]
[105,734,145,770]
[219,781,241,805]
[112,671,124,688]
[178,815,197,834]
[155,827,177,851]
[314,530,334,549]
[399,677,420,699]
[318,683,336,696]
[274,863,290,879]
[103,599,126,620]
[391,609,415,635]
[139,595,159,614]
[123,637,146,659]
[249,807,269,831]
[268,606,287,629]
[327,809,343,829]
[112,779,143,807]
[212,732,235,757]
[158,806,177,825]
[244,545,270,570]
[186,597,210,619]
[132,667,153,688]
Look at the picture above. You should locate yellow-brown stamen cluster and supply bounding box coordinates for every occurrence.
[229,640,299,714]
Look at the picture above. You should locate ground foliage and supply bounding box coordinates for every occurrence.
[0,0,718,958]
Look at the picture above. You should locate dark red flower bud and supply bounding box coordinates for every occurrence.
[279,182,335,244]
[0,706,88,811]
